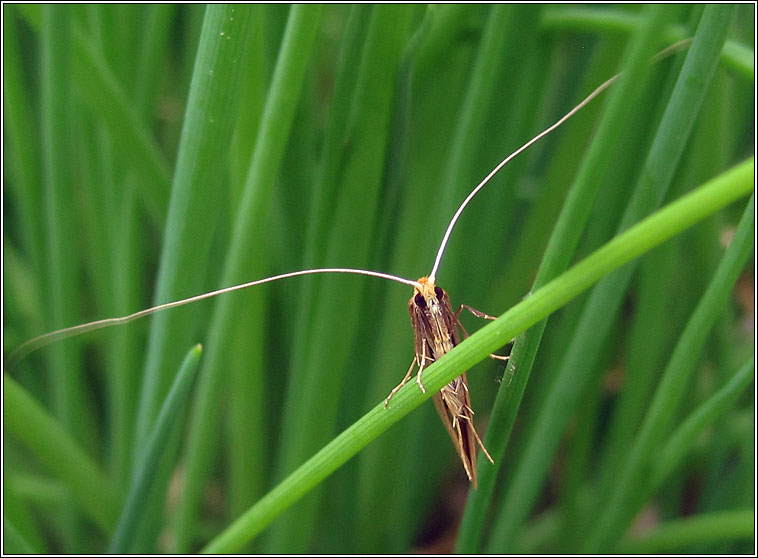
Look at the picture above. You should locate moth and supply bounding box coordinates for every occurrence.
[383,275,506,487]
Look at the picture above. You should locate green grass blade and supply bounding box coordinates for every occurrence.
[108,344,202,553]
[40,6,98,484]
[128,7,257,550]
[3,374,121,533]
[201,158,752,553]
[223,7,267,531]
[134,4,256,449]
[618,509,754,553]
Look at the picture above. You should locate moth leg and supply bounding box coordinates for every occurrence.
[454,305,510,361]
[466,415,495,464]
[384,357,417,408]
[457,304,498,321]
[415,343,432,394]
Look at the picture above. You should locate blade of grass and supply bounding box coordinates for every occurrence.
[202,158,752,553]
[584,193,753,551]
[485,6,737,551]
[129,6,257,550]
[224,6,267,530]
[134,4,256,450]
[3,374,121,533]
[172,5,324,552]
[618,509,754,553]
[652,356,754,488]
[456,4,675,550]
[108,344,202,553]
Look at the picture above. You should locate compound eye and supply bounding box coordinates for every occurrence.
[434,286,444,301]
[414,293,427,308]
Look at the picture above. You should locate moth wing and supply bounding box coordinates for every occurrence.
[408,294,433,363]
[432,376,480,488]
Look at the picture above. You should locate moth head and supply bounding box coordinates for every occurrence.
[413,276,446,309]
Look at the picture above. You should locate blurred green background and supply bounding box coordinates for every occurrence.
[3,4,754,554]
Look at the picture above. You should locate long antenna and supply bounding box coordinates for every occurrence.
[428,38,692,283]
[6,268,421,369]
[428,73,619,282]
